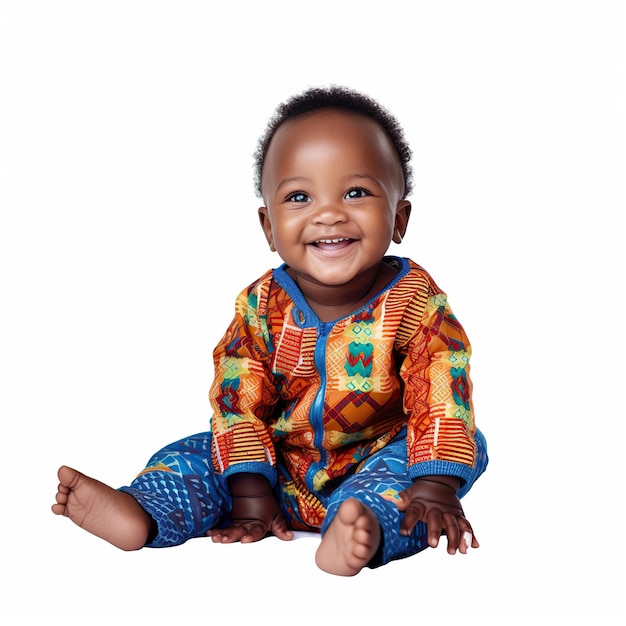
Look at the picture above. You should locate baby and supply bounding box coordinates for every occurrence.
[53,85,488,576]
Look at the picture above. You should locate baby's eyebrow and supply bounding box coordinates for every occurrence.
[344,173,380,184]
[276,176,311,192]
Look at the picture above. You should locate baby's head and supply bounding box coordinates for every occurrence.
[255,86,414,296]
[253,86,413,200]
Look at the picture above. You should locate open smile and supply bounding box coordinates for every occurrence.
[310,237,354,247]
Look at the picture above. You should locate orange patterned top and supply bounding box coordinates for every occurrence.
[210,257,477,497]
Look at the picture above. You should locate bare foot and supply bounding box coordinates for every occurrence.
[315,498,381,576]
[52,465,153,551]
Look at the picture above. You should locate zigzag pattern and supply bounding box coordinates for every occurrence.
[345,342,373,377]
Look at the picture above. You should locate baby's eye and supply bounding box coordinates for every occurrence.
[286,192,310,203]
[345,188,370,199]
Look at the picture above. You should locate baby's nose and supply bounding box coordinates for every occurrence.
[312,202,348,224]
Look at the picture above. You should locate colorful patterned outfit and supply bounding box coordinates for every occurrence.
[120,257,488,566]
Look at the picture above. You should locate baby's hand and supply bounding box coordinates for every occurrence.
[396,477,478,554]
[207,475,293,544]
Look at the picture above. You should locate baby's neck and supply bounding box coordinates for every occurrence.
[289,260,398,323]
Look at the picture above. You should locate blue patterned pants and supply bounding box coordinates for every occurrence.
[119,429,488,567]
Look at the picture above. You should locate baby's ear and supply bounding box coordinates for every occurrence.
[393,201,411,243]
[258,207,276,251]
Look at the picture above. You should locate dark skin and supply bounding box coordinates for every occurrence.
[397,475,479,553]
[207,473,478,554]
[207,474,293,543]
[208,109,478,557]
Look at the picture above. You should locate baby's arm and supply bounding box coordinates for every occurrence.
[396,475,478,554]
[206,473,293,544]
[207,279,291,544]
[398,280,480,554]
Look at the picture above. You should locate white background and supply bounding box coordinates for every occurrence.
[1,1,624,624]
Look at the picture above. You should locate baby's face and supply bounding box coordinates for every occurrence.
[259,109,410,290]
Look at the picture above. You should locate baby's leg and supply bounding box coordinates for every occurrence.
[52,466,153,551]
[315,498,381,576]
[318,433,431,571]
[114,432,230,547]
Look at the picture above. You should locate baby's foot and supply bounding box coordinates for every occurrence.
[52,465,152,551]
[315,498,381,576]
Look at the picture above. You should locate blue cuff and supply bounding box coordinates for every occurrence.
[408,460,474,487]
[221,462,277,488]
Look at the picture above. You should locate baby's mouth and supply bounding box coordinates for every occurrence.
[311,237,354,250]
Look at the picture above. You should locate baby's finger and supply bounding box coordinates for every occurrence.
[270,516,294,542]
[457,518,479,554]
[441,512,461,554]
[394,490,410,512]
[239,522,268,543]
[207,525,247,543]
[425,508,444,548]
[399,501,425,536]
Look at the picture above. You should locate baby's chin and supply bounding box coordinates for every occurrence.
[296,266,377,290]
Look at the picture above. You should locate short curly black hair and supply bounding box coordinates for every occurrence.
[253,85,413,199]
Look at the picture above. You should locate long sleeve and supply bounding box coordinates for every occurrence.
[210,279,280,485]
[400,288,477,485]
